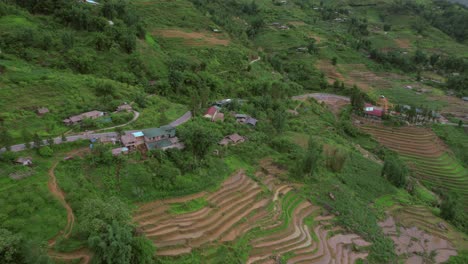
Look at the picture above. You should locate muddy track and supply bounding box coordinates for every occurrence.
[48,248,92,264]
[47,149,92,263]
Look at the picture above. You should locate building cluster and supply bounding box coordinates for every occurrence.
[202,99,259,147]
[110,125,183,156]
[363,95,389,119]
[363,95,443,123]
[63,110,105,125]
[62,104,132,126]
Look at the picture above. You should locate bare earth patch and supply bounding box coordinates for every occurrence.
[315,61,392,91]
[292,93,350,115]
[429,95,468,123]
[379,205,465,263]
[395,38,411,49]
[153,29,230,46]
[135,160,370,263]
[315,60,345,84]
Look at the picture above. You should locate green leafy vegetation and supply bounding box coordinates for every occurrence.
[1,0,468,263]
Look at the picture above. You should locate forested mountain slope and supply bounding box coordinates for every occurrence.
[0,0,467,263]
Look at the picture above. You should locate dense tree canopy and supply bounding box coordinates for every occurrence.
[78,197,154,264]
[381,154,408,188]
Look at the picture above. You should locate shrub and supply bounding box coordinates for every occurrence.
[325,146,347,173]
[38,146,53,157]
[381,154,408,188]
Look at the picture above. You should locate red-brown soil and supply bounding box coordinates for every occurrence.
[358,124,447,158]
[292,93,350,115]
[135,170,270,256]
[315,61,392,91]
[429,95,468,123]
[394,38,411,49]
[135,160,370,262]
[153,29,230,46]
[379,206,461,263]
[248,161,370,264]
[48,248,92,264]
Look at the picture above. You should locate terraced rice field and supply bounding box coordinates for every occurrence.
[134,161,370,263]
[379,205,467,263]
[360,125,468,209]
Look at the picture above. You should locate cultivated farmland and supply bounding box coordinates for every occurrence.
[359,125,468,209]
[134,161,370,263]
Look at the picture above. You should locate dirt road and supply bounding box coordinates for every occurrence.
[47,148,92,263]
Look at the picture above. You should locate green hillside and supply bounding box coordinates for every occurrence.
[0,0,467,263]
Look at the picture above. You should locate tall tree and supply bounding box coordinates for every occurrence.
[382,155,408,188]
[79,197,154,264]
[178,119,221,161]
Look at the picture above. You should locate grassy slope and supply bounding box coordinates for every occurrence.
[0,142,88,242]
[1,0,467,262]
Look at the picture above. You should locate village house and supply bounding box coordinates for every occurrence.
[99,135,118,145]
[235,114,258,126]
[204,106,224,122]
[121,133,140,149]
[116,103,132,112]
[111,147,129,156]
[219,133,245,146]
[363,103,383,119]
[63,110,105,125]
[36,107,49,116]
[15,157,33,166]
[143,125,176,142]
[137,125,185,151]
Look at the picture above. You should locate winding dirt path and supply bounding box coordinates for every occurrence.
[47,148,92,263]
[47,160,74,246]
[48,248,92,264]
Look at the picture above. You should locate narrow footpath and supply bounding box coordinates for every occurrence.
[47,148,92,264]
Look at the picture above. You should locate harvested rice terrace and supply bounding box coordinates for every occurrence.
[134,164,371,263]
[361,125,468,209]
[379,205,462,263]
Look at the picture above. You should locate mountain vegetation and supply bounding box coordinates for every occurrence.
[0,0,467,263]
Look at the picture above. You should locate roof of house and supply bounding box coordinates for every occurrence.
[235,114,249,119]
[205,106,218,116]
[112,147,128,156]
[365,108,383,117]
[65,110,104,123]
[37,107,49,114]
[143,125,175,138]
[121,134,136,145]
[82,110,104,118]
[462,97,468,101]
[15,157,32,163]
[146,139,172,150]
[117,104,132,111]
[132,131,144,137]
[228,133,244,142]
[246,117,257,126]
